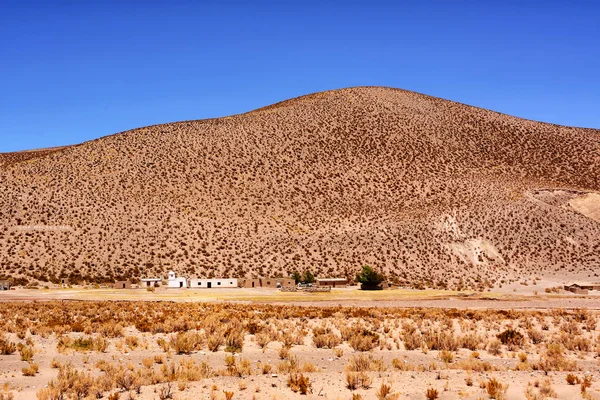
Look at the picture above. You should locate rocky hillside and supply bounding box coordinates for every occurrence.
[1,87,599,288]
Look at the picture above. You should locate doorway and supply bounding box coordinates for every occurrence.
[207,282,212,288]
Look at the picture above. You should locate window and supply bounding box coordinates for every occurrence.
[218,282,221,285]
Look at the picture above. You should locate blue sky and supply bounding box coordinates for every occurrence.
[1,1,599,152]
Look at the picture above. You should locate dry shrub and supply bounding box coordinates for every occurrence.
[402,330,422,350]
[58,336,108,353]
[497,328,524,351]
[38,364,98,400]
[158,383,173,400]
[425,387,439,400]
[538,379,556,398]
[224,391,234,400]
[525,379,557,399]
[423,329,458,351]
[557,332,591,352]
[98,322,124,338]
[486,377,508,399]
[300,362,319,373]
[487,339,502,356]
[125,335,139,350]
[581,375,592,394]
[255,331,273,349]
[173,358,214,381]
[391,358,414,371]
[223,354,252,377]
[157,338,169,352]
[225,330,244,353]
[288,373,311,394]
[207,333,224,352]
[313,332,342,348]
[169,331,201,354]
[0,336,16,355]
[376,382,399,400]
[0,390,14,400]
[533,344,577,373]
[279,345,291,360]
[347,328,379,351]
[566,373,580,385]
[19,345,34,362]
[527,328,545,344]
[22,362,39,376]
[439,350,454,364]
[346,371,371,390]
[459,333,484,350]
[454,358,493,372]
[277,355,299,374]
[346,354,386,372]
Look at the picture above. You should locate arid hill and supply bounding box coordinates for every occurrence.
[1,87,599,288]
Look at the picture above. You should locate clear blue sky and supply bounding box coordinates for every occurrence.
[1,1,599,152]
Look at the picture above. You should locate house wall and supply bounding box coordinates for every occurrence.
[167,278,188,288]
[239,279,259,288]
[114,281,130,289]
[141,280,161,288]
[189,279,238,288]
[565,286,588,294]
[239,278,294,288]
[317,279,348,288]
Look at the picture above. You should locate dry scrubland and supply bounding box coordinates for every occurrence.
[0,302,600,399]
[0,87,599,288]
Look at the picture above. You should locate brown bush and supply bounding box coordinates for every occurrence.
[346,371,372,390]
[486,377,508,399]
[425,388,439,400]
[0,336,16,355]
[288,373,312,394]
[347,328,379,352]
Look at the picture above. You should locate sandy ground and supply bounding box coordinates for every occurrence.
[3,319,600,400]
[0,294,600,400]
[3,285,600,310]
[3,287,600,399]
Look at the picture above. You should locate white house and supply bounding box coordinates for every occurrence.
[188,278,238,289]
[167,271,188,289]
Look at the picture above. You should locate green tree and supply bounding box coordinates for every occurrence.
[302,270,315,284]
[291,271,302,284]
[356,265,385,289]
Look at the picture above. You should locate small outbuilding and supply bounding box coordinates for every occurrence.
[140,278,162,288]
[316,278,348,288]
[564,283,600,294]
[114,280,131,289]
[0,281,10,291]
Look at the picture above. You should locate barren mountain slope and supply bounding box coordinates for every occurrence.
[1,87,599,288]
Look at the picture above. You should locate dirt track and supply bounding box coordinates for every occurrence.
[2,287,600,310]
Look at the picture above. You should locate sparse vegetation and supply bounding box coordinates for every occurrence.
[0,301,597,398]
